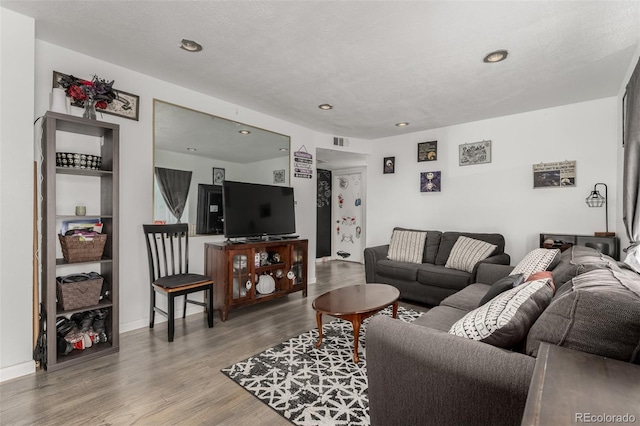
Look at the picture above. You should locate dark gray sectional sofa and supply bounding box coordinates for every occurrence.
[364,228,510,305]
[366,246,640,426]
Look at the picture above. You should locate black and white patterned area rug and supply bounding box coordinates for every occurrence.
[221,306,424,425]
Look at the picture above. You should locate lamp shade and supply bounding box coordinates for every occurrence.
[585,190,606,207]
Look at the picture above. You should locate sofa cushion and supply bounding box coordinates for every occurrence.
[510,248,560,279]
[376,259,421,281]
[387,229,427,263]
[526,268,640,364]
[441,283,491,311]
[416,264,471,291]
[435,232,505,266]
[551,245,620,289]
[445,236,498,273]
[478,274,526,306]
[449,278,554,348]
[413,305,468,332]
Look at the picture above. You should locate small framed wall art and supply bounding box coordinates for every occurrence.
[213,167,225,185]
[273,169,286,183]
[420,171,441,192]
[383,157,395,174]
[459,140,491,166]
[418,141,438,162]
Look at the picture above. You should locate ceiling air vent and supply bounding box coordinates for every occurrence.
[333,137,349,147]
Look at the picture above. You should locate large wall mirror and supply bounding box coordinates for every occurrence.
[153,100,291,235]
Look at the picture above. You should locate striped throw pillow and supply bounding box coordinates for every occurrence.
[387,230,427,263]
[445,236,497,273]
[449,277,554,348]
[510,248,560,279]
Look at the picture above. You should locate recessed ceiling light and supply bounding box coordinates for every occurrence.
[318,104,333,110]
[179,39,202,52]
[395,122,410,127]
[279,147,288,152]
[186,147,197,152]
[483,50,508,63]
[238,129,251,135]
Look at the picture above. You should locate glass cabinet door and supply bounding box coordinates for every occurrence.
[291,243,307,288]
[230,251,252,302]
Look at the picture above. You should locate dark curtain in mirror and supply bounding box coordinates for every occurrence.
[155,167,192,222]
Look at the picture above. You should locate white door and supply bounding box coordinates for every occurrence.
[333,167,366,263]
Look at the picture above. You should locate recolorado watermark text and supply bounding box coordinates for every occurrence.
[576,413,636,423]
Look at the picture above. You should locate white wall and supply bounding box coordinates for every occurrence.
[0,8,36,380]
[366,97,619,263]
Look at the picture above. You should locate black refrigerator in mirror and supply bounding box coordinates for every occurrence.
[196,184,224,235]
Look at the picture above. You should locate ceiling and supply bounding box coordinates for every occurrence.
[2,1,639,140]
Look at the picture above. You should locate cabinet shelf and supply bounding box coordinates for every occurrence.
[56,257,112,266]
[40,111,119,371]
[56,167,113,177]
[255,262,286,273]
[56,298,114,316]
[50,343,119,372]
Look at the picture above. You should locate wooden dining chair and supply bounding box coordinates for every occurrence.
[142,224,214,342]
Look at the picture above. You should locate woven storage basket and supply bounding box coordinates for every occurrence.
[58,234,107,263]
[56,275,103,310]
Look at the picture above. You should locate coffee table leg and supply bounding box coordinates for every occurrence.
[392,301,398,318]
[352,316,361,363]
[315,311,323,348]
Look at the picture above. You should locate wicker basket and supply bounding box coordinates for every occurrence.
[58,234,107,263]
[56,274,103,310]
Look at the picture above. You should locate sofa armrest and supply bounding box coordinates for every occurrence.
[474,262,515,285]
[469,252,511,282]
[367,316,535,426]
[364,244,389,283]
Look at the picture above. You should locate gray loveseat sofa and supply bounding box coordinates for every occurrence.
[364,228,510,305]
[366,246,640,426]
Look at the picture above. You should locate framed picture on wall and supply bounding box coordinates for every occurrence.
[459,140,491,166]
[52,70,140,121]
[273,169,286,183]
[418,141,437,162]
[213,167,225,185]
[420,171,441,192]
[383,157,395,174]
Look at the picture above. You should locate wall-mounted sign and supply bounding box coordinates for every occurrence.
[294,145,313,179]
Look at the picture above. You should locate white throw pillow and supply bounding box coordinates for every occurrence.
[445,236,497,273]
[387,230,427,264]
[510,248,560,279]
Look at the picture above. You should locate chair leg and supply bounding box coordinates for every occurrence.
[168,293,175,342]
[149,287,156,328]
[207,285,214,328]
[183,295,187,319]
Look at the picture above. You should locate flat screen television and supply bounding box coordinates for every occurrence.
[222,180,296,239]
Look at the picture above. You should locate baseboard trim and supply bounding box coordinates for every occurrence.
[0,360,36,383]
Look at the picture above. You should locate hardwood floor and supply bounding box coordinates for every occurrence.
[0,260,426,426]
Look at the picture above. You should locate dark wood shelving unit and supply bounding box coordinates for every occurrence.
[205,239,308,321]
[40,111,119,371]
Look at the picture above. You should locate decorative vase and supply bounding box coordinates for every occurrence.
[83,98,97,120]
[50,88,69,114]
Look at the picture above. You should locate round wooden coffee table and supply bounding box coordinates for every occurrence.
[312,283,400,363]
